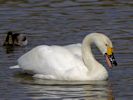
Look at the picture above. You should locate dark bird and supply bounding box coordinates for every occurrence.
[3,31,28,46]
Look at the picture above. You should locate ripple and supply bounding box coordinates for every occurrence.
[0,0,133,99]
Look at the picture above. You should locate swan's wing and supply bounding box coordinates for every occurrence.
[18,45,87,79]
[18,45,57,74]
[64,43,82,58]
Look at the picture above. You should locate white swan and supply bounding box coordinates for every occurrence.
[11,33,117,80]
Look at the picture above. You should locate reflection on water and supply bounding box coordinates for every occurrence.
[3,45,14,54]
[14,72,115,100]
[0,0,133,100]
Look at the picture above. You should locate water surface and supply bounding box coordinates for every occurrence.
[0,0,133,100]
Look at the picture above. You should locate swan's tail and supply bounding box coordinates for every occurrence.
[9,65,20,69]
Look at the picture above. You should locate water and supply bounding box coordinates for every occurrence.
[0,0,133,100]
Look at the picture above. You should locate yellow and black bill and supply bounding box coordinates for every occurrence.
[105,47,117,69]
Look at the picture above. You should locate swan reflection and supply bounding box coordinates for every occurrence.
[14,72,115,100]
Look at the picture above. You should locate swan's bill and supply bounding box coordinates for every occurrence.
[105,53,117,69]
[107,47,113,56]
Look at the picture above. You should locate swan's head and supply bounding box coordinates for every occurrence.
[92,33,117,68]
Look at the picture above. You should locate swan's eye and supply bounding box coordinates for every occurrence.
[105,44,108,46]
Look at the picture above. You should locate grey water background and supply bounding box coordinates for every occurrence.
[0,0,133,100]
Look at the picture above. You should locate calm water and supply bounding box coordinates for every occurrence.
[0,0,133,100]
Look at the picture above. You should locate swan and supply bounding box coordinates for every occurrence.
[3,31,28,46]
[10,33,117,80]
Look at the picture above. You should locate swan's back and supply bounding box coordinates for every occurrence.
[64,43,82,58]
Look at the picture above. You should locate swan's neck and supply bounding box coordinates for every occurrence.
[82,34,102,71]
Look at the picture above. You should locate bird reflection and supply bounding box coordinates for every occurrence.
[13,72,115,100]
[4,45,14,54]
